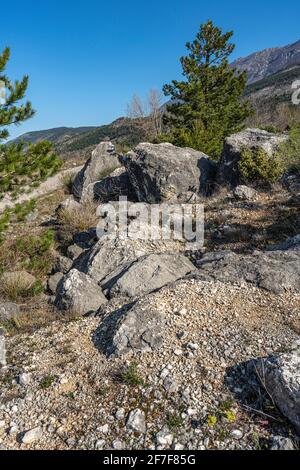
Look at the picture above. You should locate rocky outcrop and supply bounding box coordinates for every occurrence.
[124,142,216,203]
[55,269,107,316]
[72,141,121,200]
[193,249,300,293]
[269,234,300,252]
[100,299,166,357]
[75,231,184,286]
[104,253,194,299]
[81,167,136,204]
[218,129,288,186]
[256,348,300,434]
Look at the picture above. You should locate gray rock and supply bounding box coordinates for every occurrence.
[192,249,300,293]
[56,197,82,214]
[82,167,136,204]
[67,244,86,261]
[0,302,20,322]
[124,142,216,203]
[233,185,257,201]
[47,272,64,295]
[0,328,6,367]
[256,350,300,434]
[21,427,42,444]
[72,141,121,200]
[269,234,300,252]
[53,255,73,274]
[102,298,166,357]
[77,232,183,285]
[218,128,288,186]
[105,253,194,299]
[156,428,173,447]
[55,269,107,316]
[18,373,31,386]
[270,436,295,450]
[126,409,146,434]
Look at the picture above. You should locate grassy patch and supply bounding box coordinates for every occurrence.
[117,363,145,387]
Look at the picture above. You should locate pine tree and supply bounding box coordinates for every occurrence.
[0,47,35,141]
[0,47,62,200]
[162,20,253,158]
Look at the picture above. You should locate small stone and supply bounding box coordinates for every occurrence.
[18,373,31,386]
[174,443,184,450]
[95,439,106,450]
[156,428,173,447]
[187,342,199,351]
[112,439,124,449]
[126,409,146,434]
[98,424,109,434]
[163,377,179,394]
[230,429,243,440]
[22,427,42,444]
[115,408,125,421]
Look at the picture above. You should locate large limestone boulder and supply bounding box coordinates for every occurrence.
[104,253,194,299]
[81,167,136,204]
[75,230,184,285]
[256,348,300,434]
[55,269,107,316]
[193,248,300,293]
[72,141,121,200]
[124,142,216,203]
[218,129,288,186]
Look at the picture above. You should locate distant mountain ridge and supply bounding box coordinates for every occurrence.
[10,39,300,158]
[232,39,300,84]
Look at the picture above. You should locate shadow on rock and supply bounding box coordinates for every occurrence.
[92,302,135,357]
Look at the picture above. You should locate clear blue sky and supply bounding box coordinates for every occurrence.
[1,0,300,139]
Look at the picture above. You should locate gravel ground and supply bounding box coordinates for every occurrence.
[1,279,299,450]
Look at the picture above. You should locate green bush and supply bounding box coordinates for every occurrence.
[239,147,283,184]
[279,124,300,172]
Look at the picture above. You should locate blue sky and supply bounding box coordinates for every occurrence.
[1,0,300,139]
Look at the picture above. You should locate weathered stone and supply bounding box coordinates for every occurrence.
[0,328,6,367]
[21,427,42,444]
[124,142,216,203]
[192,248,300,293]
[105,253,194,299]
[82,167,136,204]
[47,272,64,295]
[270,436,295,450]
[53,255,73,274]
[218,128,288,186]
[233,185,257,201]
[72,141,121,200]
[256,349,300,434]
[126,409,146,434]
[269,234,300,252]
[100,299,166,357]
[77,232,183,285]
[66,244,86,261]
[55,269,107,316]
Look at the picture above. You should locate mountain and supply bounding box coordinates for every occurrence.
[10,39,300,158]
[10,118,150,160]
[232,39,300,84]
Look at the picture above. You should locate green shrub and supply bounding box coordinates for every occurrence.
[239,147,283,184]
[279,124,300,172]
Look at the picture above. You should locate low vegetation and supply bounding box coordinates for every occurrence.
[239,147,283,185]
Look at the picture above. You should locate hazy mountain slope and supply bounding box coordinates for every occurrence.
[232,39,300,84]
[12,126,97,145]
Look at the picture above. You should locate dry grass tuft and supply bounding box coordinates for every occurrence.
[58,200,99,236]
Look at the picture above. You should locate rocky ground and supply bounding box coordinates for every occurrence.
[0,131,300,451]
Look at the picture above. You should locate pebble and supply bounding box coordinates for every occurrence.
[22,427,42,444]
